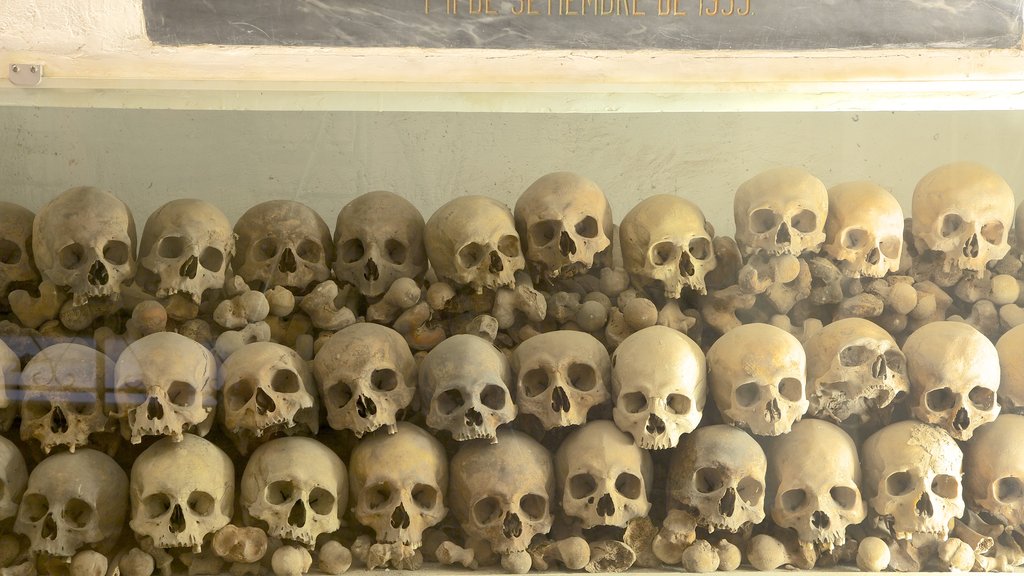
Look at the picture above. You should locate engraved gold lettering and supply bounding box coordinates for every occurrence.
[563,0,578,15]
[721,0,733,15]
[659,0,686,15]
[702,0,718,15]
[633,0,645,15]
[737,0,750,15]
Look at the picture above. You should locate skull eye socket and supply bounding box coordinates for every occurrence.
[384,239,408,265]
[412,483,438,510]
[70,400,96,415]
[529,221,560,247]
[364,483,393,511]
[158,236,186,259]
[969,386,995,410]
[473,496,501,525]
[0,239,22,265]
[21,494,49,522]
[995,477,1024,503]
[200,247,224,272]
[520,494,547,520]
[62,498,93,528]
[615,473,642,500]
[226,379,257,411]
[735,382,760,407]
[520,369,549,398]
[981,221,1005,245]
[167,381,197,407]
[831,486,859,509]
[296,239,322,263]
[790,210,818,234]
[883,350,905,373]
[103,241,130,266]
[750,209,778,234]
[327,381,353,409]
[271,370,301,394]
[340,239,365,264]
[23,398,53,420]
[779,377,803,402]
[926,387,957,411]
[694,468,724,494]
[567,363,596,392]
[569,473,597,499]
[575,216,599,239]
[666,394,692,415]
[59,243,85,269]
[932,474,959,499]
[780,488,807,512]
[620,392,648,414]
[885,471,914,496]
[650,241,678,266]
[480,384,507,410]
[254,238,278,262]
[142,493,171,519]
[841,228,870,250]
[941,213,964,238]
[458,243,485,268]
[266,480,296,505]
[188,491,215,516]
[840,345,874,367]
[688,237,712,260]
[371,369,398,392]
[738,476,764,504]
[436,388,465,415]
[308,487,336,515]
[880,236,902,259]
[498,235,521,258]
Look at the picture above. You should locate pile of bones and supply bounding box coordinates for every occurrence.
[1,162,1024,575]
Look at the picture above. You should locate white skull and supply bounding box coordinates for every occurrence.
[620,195,717,297]
[115,332,218,444]
[241,436,347,548]
[611,325,706,450]
[514,172,613,281]
[555,420,653,529]
[805,317,909,429]
[20,343,112,454]
[823,181,904,278]
[425,196,525,293]
[733,167,828,257]
[997,324,1024,414]
[708,323,808,436]
[220,341,319,453]
[419,334,516,442]
[904,321,1000,441]
[33,186,137,305]
[965,414,1024,529]
[510,330,610,431]
[0,338,19,431]
[233,200,334,294]
[314,323,416,438]
[334,190,427,298]
[16,449,127,558]
[911,161,1015,275]
[349,422,448,550]
[862,420,964,541]
[129,434,234,551]
[0,436,27,527]
[136,199,235,304]
[668,424,766,533]
[0,202,39,307]
[767,419,866,549]
[450,429,554,555]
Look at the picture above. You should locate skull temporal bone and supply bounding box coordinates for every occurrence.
[964,414,1024,530]
[733,167,828,257]
[824,181,904,278]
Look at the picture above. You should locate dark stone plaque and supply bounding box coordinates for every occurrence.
[144,0,1022,50]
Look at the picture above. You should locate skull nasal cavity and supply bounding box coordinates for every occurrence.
[289,501,306,527]
[147,397,164,420]
[964,233,980,258]
[559,231,577,257]
[776,222,792,245]
[88,260,109,286]
[356,395,378,419]
[489,251,504,273]
[465,407,484,427]
[170,504,186,533]
[596,493,615,517]
[872,354,888,379]
[364,258,379,282]
[812,510,830,529]
[766,398,782,422]
[50,406,68,434]
[503,511,523,539]
[953,408,971,432]
[180,255,199,279]
[279,249,297,273]
[646,413,666,435]
[391,504,410,529]
[680,251,695,277]
[42,514,57,540]
[866,247,881,265]
[720,487,737,517]
[255,388,276,416]
[551,386,571,413]
[916,492,934,517]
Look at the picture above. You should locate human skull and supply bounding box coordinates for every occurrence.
[0,339,18,431]
[911,162,1015,275]
[334,190,427,298]
[805,317,909,429]
[349,422,448,550]
[514,172,613,281]
[136,199,235,304]
[904,321,1000,441]
[862,420,964,541]
[0,202,39,307]
[450,429,554,555]
[996,324,1024,414]
[510,330,610,431]
[419,334,516,442]
[16,449,127,558]
[115,331,218,444]
[425,196,524,293]
[708,323,808,436]
[668,424,766,533]
[241,436,347,548]
[620,195,717,297]
[611,325,706,450]
[33,186,136,305]
[130,434,234,551]
[233,200,334,294]
[733,167,828,257]
[20,343,112,454]
[0,436,27,528]
[314,323,416,438]
[965,414,1024,530]
[767,419,866,549]
[555,420,653,529]
[220,341,319,453]
[823,181,903,278]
